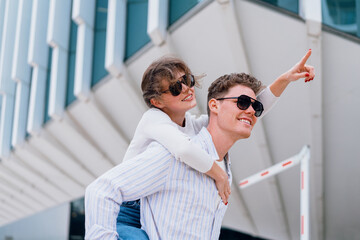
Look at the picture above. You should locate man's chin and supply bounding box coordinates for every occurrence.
[243,132,251,139]
[235,130,252,139]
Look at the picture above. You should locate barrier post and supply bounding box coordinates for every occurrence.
[238,145,310,240]
[300,146,310,240]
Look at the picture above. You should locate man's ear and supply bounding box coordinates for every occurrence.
[208,98,219,115]
[150,98,164,109]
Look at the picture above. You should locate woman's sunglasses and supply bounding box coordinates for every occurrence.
[162,74,196,96]
[216,95,264,117]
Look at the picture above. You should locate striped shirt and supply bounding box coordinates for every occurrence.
[85,128,232,239]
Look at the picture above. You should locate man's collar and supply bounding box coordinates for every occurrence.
[193,128,232,174]
[195,127,219,161]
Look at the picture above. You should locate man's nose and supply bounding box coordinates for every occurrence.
[245,104,256,116]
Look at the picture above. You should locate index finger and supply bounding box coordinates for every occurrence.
[299,49,312,66]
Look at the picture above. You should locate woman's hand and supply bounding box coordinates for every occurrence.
[270,49,316,97]
[215,171,231,205]
[284,49,315,83]
[206,161,231,205]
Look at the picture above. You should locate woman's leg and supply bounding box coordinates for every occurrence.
[117,200,149,240]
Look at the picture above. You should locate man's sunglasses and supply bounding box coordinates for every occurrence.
[162,74,195,96]
[216,95,264,117]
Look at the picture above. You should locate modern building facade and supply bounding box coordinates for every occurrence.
[0,0,359,239]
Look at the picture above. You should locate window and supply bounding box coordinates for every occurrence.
[44,47,52,124]
[254,0,299,14]
[92,0,108,87]
[66,21,77,106]
[322,0,359,37]
[125,0,150,60]
[68,197,85,240]
[169,0,205,25]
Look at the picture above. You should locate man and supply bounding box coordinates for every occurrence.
[85,72,265,239]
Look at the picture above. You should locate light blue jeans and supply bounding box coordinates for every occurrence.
[117,200,149,240]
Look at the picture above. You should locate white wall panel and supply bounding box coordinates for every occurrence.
[27,67,47,134]
[0,204,22,219]
[11,0,33,147]
[47,0,72,119]
[15,146,85,198]
[0,165,55,207]
[0,178,43,211]
[48,47,68,119]
[0,0,18,94]
[72,0,95,101]
[93,75,146,141]
[27,0,51,135]
[322,31,360,240]
[0,188,34,216]
[46,116,114,177]
[105,0,126,76]
[74,24,94,101]
[29,132,95,187]
[28,0,50,68]
[72,0,96,27]
[1,157,69,203]
[11,0,32,84]
[47,0,71,49]
[68,100,128,165]
[0,95,15,157]
[0,0,6,49]
[147,0,168,45]
[12,83,30,147]
[0,0,19,157]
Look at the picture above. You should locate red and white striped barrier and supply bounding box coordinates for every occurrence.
[238,145,311,240]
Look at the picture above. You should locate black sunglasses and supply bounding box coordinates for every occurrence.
[162,74,195,96]
[216,95,264,117]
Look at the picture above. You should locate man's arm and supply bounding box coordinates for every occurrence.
[84,143,172,240]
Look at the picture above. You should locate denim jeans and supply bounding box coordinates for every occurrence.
[117,200,149,240]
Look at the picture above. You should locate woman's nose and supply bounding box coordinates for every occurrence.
[181,83,191,93]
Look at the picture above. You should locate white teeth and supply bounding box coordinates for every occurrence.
[182,95,192,101]
[239,119,251,125]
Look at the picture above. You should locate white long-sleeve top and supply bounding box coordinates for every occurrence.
[85,128,231,240]
[122,86,277,173]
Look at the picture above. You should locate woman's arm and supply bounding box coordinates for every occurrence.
[143,109,231,203]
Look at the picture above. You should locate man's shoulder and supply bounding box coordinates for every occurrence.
[144,140,172,156]
[190,127,211,144]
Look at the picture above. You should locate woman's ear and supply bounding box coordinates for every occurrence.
[208,98,219,115]
[150,98,164,109]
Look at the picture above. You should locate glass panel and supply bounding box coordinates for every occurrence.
[69,197,85,240]
[0,0,4,58]
[169,0,204,25]
[125,0,151,60]
[0,203,70,239]
[255,0,299,14]
[66,20,77,106]
[44,47,52,124]
[322,0,359,37]
[0,95,1,144]
[220,227,268,239]
[92,0,108,87]
[25,67,33,139]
